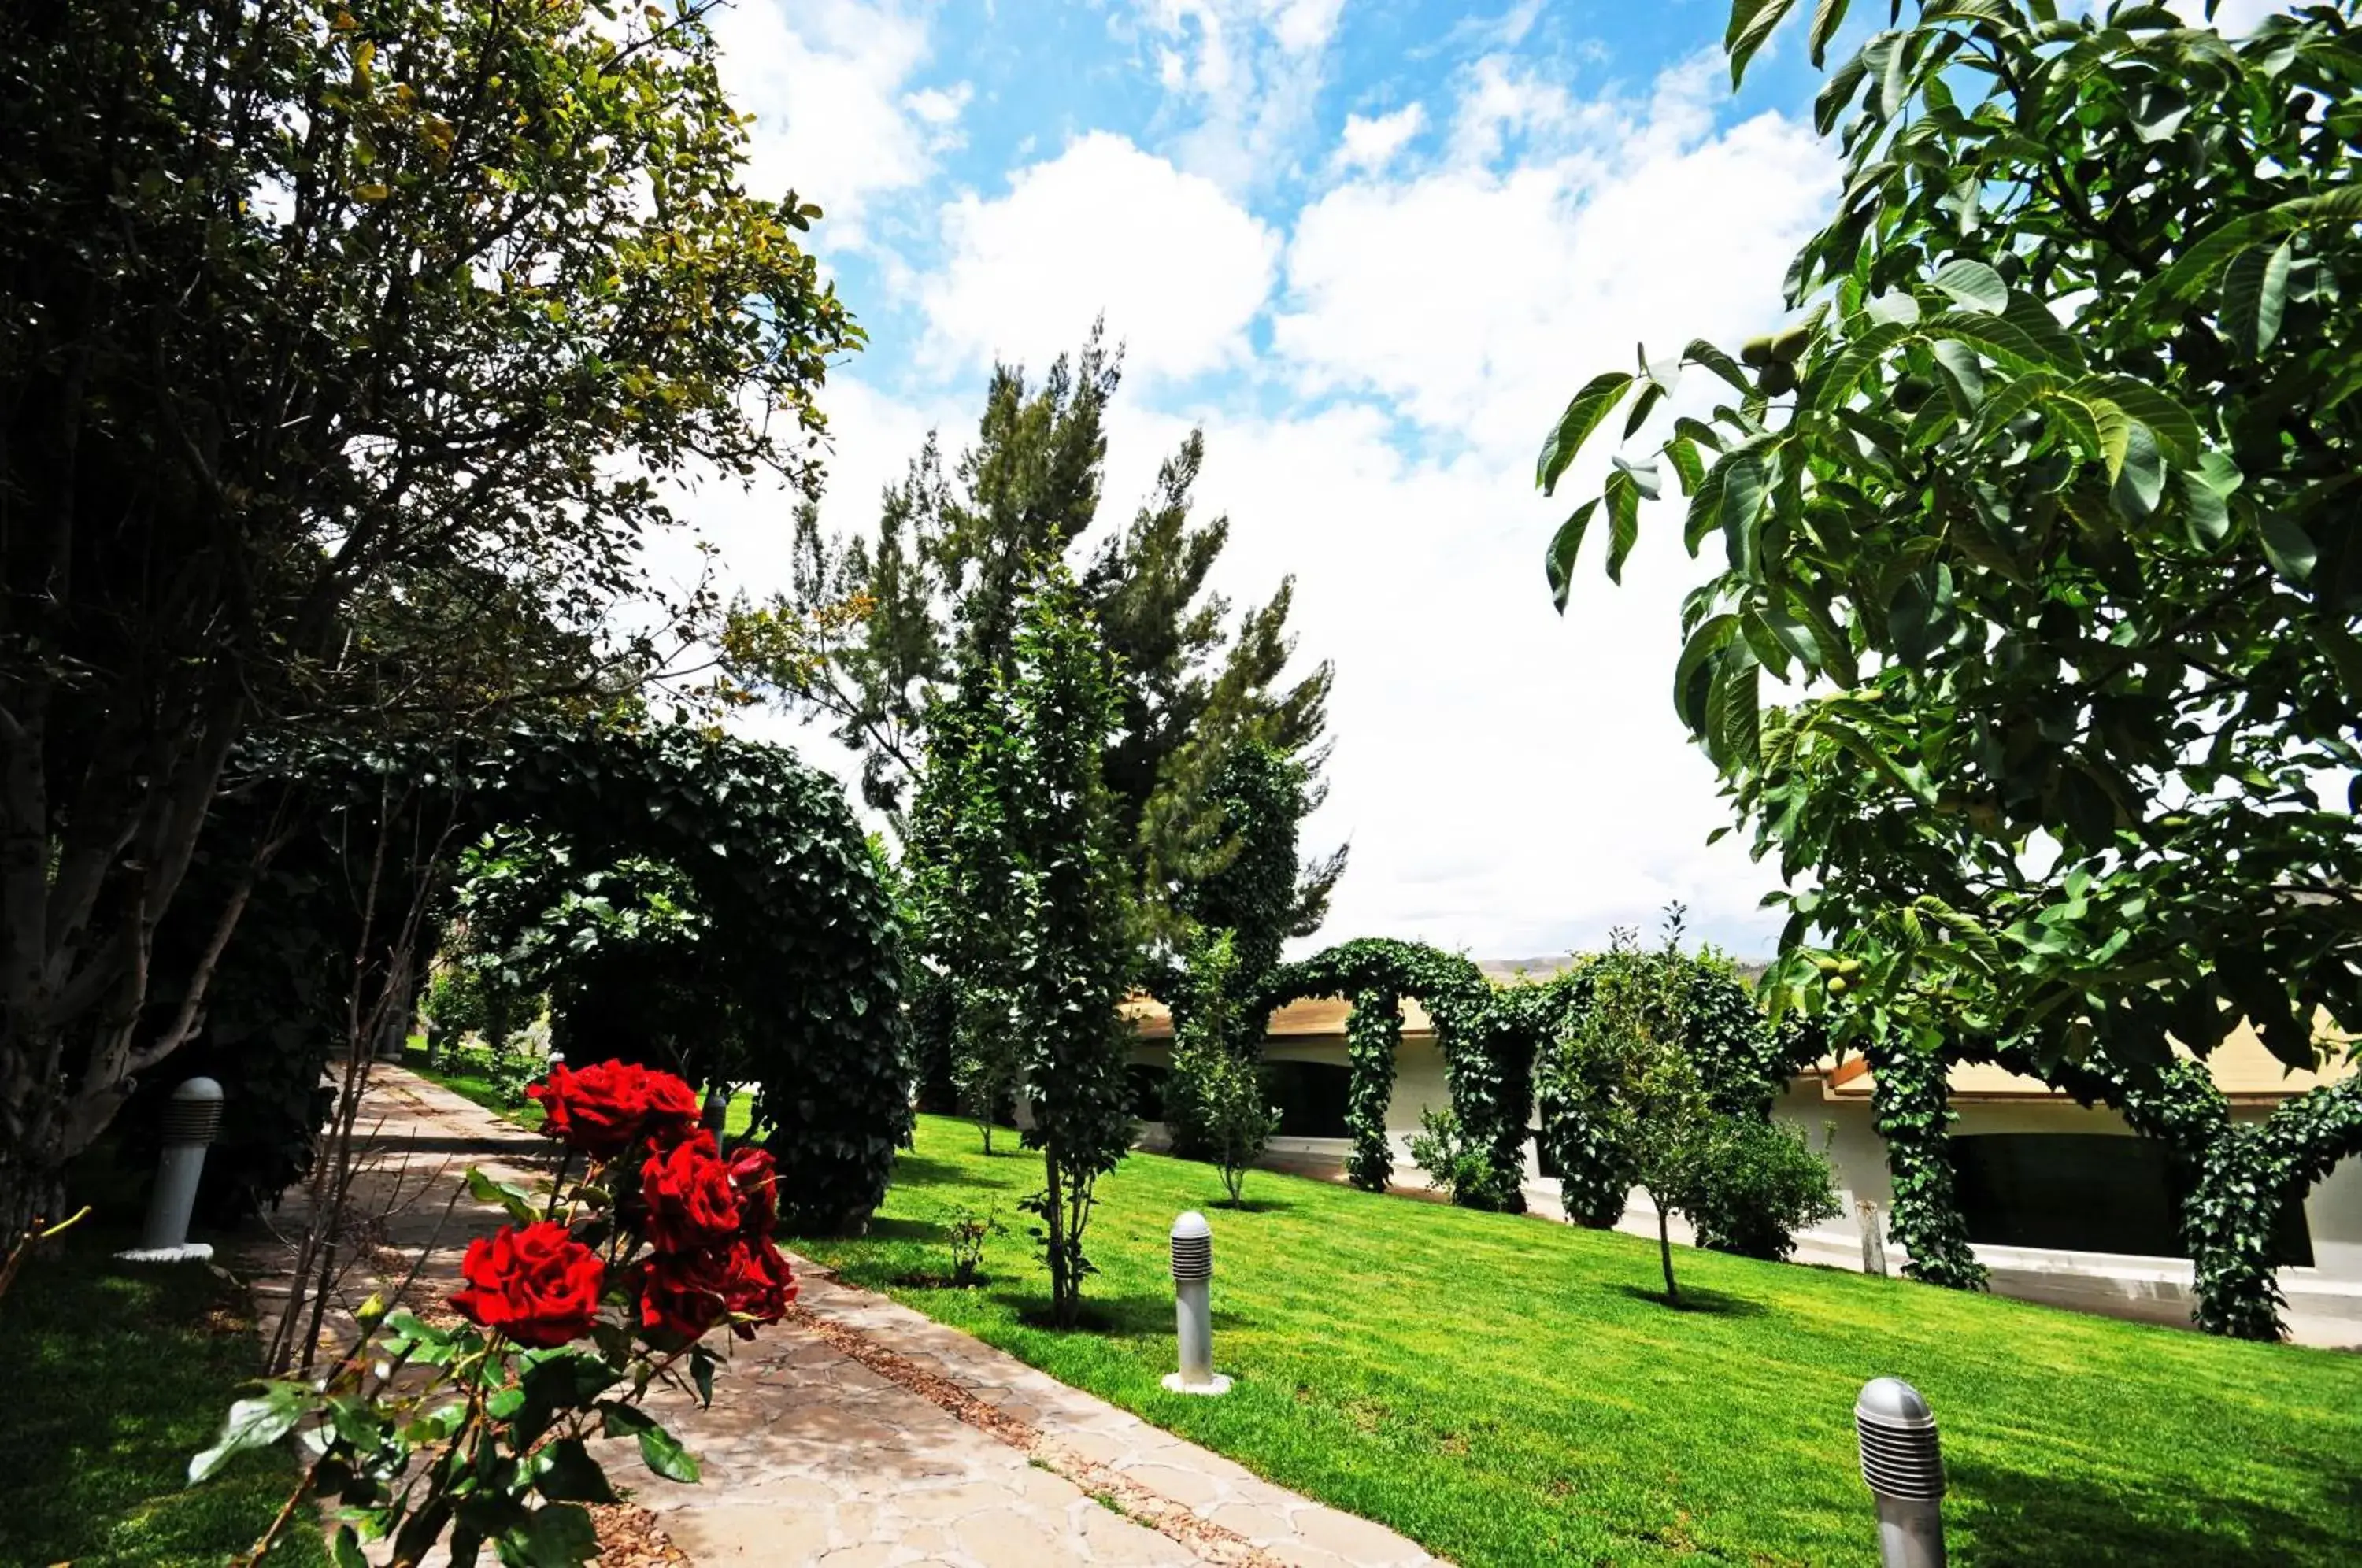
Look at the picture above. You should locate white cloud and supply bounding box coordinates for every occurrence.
[1132,0,1342,187]
[1090,394,1783,958]
[1331,103,1426,175]
[1275,53,1835,464]
[923,132,1281,381]
[713,0,964,246]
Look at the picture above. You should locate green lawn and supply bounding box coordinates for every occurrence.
[794,1114,2362,1566]
[0,1218,328,1567]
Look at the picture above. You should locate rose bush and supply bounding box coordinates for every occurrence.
[192,1065,793,1566]
[526,1058,702,1158]
[447,1222,605,1348]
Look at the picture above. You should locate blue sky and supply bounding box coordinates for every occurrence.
[675,0,2271,961]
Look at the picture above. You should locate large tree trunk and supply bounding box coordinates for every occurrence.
[0,1147,70,1257]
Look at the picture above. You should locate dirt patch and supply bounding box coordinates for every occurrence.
[590,1503,687,1566]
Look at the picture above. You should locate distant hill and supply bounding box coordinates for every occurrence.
[1476,954,1772,987]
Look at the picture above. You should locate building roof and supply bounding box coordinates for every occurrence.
[1121,993,1433,1042]
[1123,993,2356,1104]
[1805,1019,2357,1106]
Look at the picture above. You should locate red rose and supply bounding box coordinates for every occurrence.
[639,1130,742,1253]
[528,1060,700,1159]
[724,1144,778,1238]
[449,1222,603,1348]
[640,1237,797,1341]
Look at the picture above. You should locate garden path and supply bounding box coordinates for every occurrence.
[246,1067,1442,1568]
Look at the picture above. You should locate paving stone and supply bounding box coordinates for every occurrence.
[953,1507,1072,1566]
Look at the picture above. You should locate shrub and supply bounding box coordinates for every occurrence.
[1165,930,1280,1203]
[1687,1119,1842,1263]
[1410,1107,1519,1209]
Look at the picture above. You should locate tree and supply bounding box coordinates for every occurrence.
[1162,741,1315,1168]
[1548,923,1838,1300]
[1553,926,1719,1302]
[1537,1,2362,1336]
[907,670,1031,1152]
[727,329,1343,934]
[0,0,856,1241]
[1165,929,1279,1204]
[1001,571,1138,1328]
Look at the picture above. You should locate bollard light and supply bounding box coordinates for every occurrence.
[117,1077,224,1263]
[1161,1211,1231,1396]
[702,1082,729,1135]
[1857,1377,1946,1568]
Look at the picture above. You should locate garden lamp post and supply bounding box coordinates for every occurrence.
[118,1076,224,1263]
[1161,1211,1230,1396]
[1857,1377,1946,1568]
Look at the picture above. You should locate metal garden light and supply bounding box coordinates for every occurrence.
[1161,1211,1231,1396]
[1856,1377,1946,1568]
[117,1076,224,1263]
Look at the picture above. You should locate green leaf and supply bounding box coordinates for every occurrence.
[519,1348,623,1410]
[2087,397,2132,483]
[1545,500,1599,613]
[466,1167,541,1226]
[2219,241,2292,357]
[1683,339,1753,396]
[1536,372,1635,494]
[2178,468,2231,551]
[518,1502,602,1566]
[190,1382,314,1485]
[533,1438,621,1503]
[1718,448,1772,570]
[1930,339,1985,411]
[1727,0,1799,87]
[2129,82,2190,143]
[1814,48,1870,135]
[602,1403,701,1484]
[2257,514,2317,588]
[1603,468,1644,585]
[1923,309,2068,374]
[2138,185,2362,311]
[2111,423,2165,521]
[1809,0,1853,65]
[1683,461,1729,557]
[1665,436,1705,496]
[333,1525,369,1568]
[1672,615,1739,734]
[1620,380,1667,441]
[1809,319,1914,410]
[1931,258,2006,314]
[2084,377,2203,467]
[1706,653,1763,769]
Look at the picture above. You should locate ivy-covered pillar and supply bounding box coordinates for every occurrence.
[1342,989,1402,1192]
[1863,1036,1987,1290]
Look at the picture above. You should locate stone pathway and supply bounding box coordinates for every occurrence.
[247,1066,1442,1567]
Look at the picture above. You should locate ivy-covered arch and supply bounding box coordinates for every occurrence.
[128,722,908,1237]
[1258,939,1525,1210]
[474,723,909,1233]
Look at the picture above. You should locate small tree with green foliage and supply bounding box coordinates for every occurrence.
[1538,0,2362,1338]
[1001,572,1138,1327]
[1167,930,1279,1204]
[909,673,1031,1152]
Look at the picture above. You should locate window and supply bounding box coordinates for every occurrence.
[1127,1063,1168,1122]
[1949,1133,2312,1264]
[1261,1060,1351,1137]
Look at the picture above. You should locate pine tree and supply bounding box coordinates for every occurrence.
[728,325,1345,937]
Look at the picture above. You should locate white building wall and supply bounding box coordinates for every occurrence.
[1129,1032,2362,1347]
